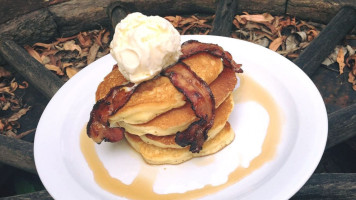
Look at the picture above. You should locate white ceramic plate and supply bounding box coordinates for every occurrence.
[34,35,328,200]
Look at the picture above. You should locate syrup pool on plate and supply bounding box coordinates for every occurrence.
[80,74,282,199]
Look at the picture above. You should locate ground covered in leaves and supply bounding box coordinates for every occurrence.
[2,12,354,140]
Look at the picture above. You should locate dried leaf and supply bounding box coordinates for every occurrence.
[63,40,82,54]
[95,29,106,47]
[165,16,182,27]
[25,45,42,64]
[0,120,5,131]
[240,13,274,23]
[78,32,92,48]
[8,107,31,122]
[87,43,100,65]
[41,49,59,56]
[102,31,110,44]
[33,42,56,50]
[66,67,79,78]
[62,63,73,69]
[269,37,284,51]
[337,47,345,74]
[45,64,64,76]
[15,128,36,139]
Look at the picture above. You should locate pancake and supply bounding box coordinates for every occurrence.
[125,122,234,165]
[114,67,237,136]
[104,52,223,125]
[140,94,234,148]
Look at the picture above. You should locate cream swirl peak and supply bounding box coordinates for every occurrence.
[110,12,181,83]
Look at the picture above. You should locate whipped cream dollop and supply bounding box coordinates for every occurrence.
[110,12,181,83]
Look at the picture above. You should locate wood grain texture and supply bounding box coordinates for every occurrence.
[0,40,64,99]
[237,0,286,15]
[210,0,238,37]
[326,103,356,149]
[0,134,36,174]
[0,9,57,46]
[48,0,217,37]
[294,6,356,76]
[288,0,356,24]
[292,173,356,199]
[0,0,69,24]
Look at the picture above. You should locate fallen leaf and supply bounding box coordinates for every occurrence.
[63,40,82,54]
[95,29,106,47]
[62,63,73,69]
[102,31,110,44]
[336,47,345,74]
[240,13,274,23]
[87,43,100,65]
[45,64,64,75]
[15,128,36,139]
[78,32,92,48]
[66,67,79,78]
[33,42,56,50]
[8,107,31,122]
[24,45,42,64]
[269,37,284,51]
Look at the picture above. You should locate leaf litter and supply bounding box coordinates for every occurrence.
[4,12,356,139]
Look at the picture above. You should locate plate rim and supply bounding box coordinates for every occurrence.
[34,35,328,200]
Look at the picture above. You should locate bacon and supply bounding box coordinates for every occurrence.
[162,62,215,153]
[180,40,243,73]
[87,40,241,153]
[87,83,136,143]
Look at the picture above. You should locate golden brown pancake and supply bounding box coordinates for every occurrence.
[114,67,237,136]
[102,52,223,125]
[140,95,234,148]
[125,122,234,165]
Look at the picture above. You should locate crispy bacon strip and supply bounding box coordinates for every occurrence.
[162,62,215,153]
[180,40,243,73]
[87,83,136,143]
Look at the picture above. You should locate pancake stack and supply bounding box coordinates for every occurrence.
[95,52,237,165]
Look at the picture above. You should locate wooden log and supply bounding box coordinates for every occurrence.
[292,173,356,199]
[48,0,217,37]
[106,2,129,30]
[0,134,36,174]
[210,0,238,37]
[0,190,52,200]
[0,40,64,99]
[0,9,57,46]
[237,0,286,15]
[326,103,356,149]
[0,0,69,25]
[294,6,356,77]
[288,0,356,24]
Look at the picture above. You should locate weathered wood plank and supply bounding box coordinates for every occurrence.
[326,103,356,149]
[292,173,356,199]
[0,9,57,46]
[0,0,69,24]
[0,134,36,174]
[107,2,129,30]
[210,0,238,37]
[0,190,52,200]
[294,6,356,77]
[288,0,356,24]
[237,0,286,15]
[0,40,64,99]
[48,0,218,37]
